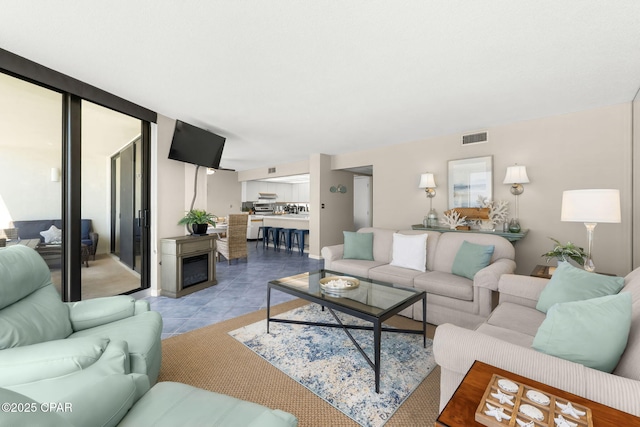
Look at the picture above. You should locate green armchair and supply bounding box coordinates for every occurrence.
[0,245,162,385]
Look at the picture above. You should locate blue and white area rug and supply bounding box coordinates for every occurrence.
[229,304,436,427]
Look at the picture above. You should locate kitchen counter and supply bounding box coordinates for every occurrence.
[262,215,309,228]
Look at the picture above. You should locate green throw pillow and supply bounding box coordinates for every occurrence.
[343,231,374,261]
[451,241,495,280]
[532,292,632,373]
[536,261,625,313]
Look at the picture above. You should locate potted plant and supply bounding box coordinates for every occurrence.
[178,209,217,236]
[541,237,586,267]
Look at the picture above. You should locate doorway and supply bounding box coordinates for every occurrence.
[111,136,143,275]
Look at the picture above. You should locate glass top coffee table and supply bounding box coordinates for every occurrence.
[267,269,427,393]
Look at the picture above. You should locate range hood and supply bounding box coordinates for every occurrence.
[258,192,278,200]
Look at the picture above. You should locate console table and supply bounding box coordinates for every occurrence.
[435,360,634,426]
[411,225,528,243]
[161,234,217,298]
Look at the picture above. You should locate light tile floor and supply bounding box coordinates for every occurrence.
[142,241,324,339]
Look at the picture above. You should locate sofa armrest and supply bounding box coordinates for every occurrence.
[433,323,640,416]
[0,336,110,387]
[473,258,516,291]
[321,244,344,269]
[498,274,549,306]
[67,296,146,331]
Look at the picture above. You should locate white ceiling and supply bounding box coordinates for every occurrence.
[1,1,640,172]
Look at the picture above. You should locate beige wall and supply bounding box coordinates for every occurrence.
[309,153,355,257]
[238,159,309,182]
[151,115,189,295]
[634,90,640,269]
[332,103,633,276]
[148,102,634,291]
[207,169,243,219]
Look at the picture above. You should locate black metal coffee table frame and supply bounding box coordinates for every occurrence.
[267,270,427,393]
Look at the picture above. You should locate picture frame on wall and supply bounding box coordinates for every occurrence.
[448,155,493,209]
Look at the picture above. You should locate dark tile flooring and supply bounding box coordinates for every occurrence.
[142,242,324,339]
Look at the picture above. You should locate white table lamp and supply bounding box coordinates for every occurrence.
[503,165,530,232]
[561,189,621,272]
[419,173,437,227]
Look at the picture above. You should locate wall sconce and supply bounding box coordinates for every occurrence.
[330,185,347,194]
[50,167,61,182]
[418,173,438,227]
[561,189,620,272]
[503,165,529,232]
[206,168,216,175]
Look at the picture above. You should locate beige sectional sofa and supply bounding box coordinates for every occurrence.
[321,227,516,328]
[433,267,640,417]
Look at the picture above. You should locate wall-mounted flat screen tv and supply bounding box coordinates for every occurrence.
[168,120,226,169]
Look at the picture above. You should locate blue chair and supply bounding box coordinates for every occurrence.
[256,226,271,248]
[291,229,309,255]
[279,228,297,253]
[267,227,283,251]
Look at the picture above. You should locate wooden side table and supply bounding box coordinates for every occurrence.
[530,264,616,279]
[530,264,555,279]
[435,361,635,426]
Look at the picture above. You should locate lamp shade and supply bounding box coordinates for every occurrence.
[419,173,436,188]
[503,165,530,184]
[561,189,621,223]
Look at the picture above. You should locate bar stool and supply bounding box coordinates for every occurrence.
[278,228,297,253]
[256,226,271,248]
[291,229,309,255]
[267,227,283,251]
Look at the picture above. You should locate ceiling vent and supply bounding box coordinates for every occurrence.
[462,132,488,145]
[268,167,276,174]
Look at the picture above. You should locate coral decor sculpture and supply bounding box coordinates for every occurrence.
[440,210,467,229]
[477,196,509,229]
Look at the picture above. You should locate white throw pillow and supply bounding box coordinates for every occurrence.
[390,233,428,272]
[40,225,62,244]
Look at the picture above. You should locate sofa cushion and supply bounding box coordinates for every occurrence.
[358,227,396,263]
[536,261,625,313]
[532,292,632,373]
[0,286,72,349]
[389,232,427,272]
[369,264,424,286]
[451,241,495,280]
[0,245,53,309]
[328,259,386,279]
[613,274,640,381]
[343,231,374,260]
[0,336,110,387]
[486,302,546,337]
[476,323,536,348]
[118,381,298,427]
[613,273,640,380]
[414,271,474,301]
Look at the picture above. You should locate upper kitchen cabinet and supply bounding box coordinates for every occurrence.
[242,180,310,203]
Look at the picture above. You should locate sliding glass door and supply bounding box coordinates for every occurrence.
[0,73,63,292]
[82,101,146,298]
[0,71,151,301]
